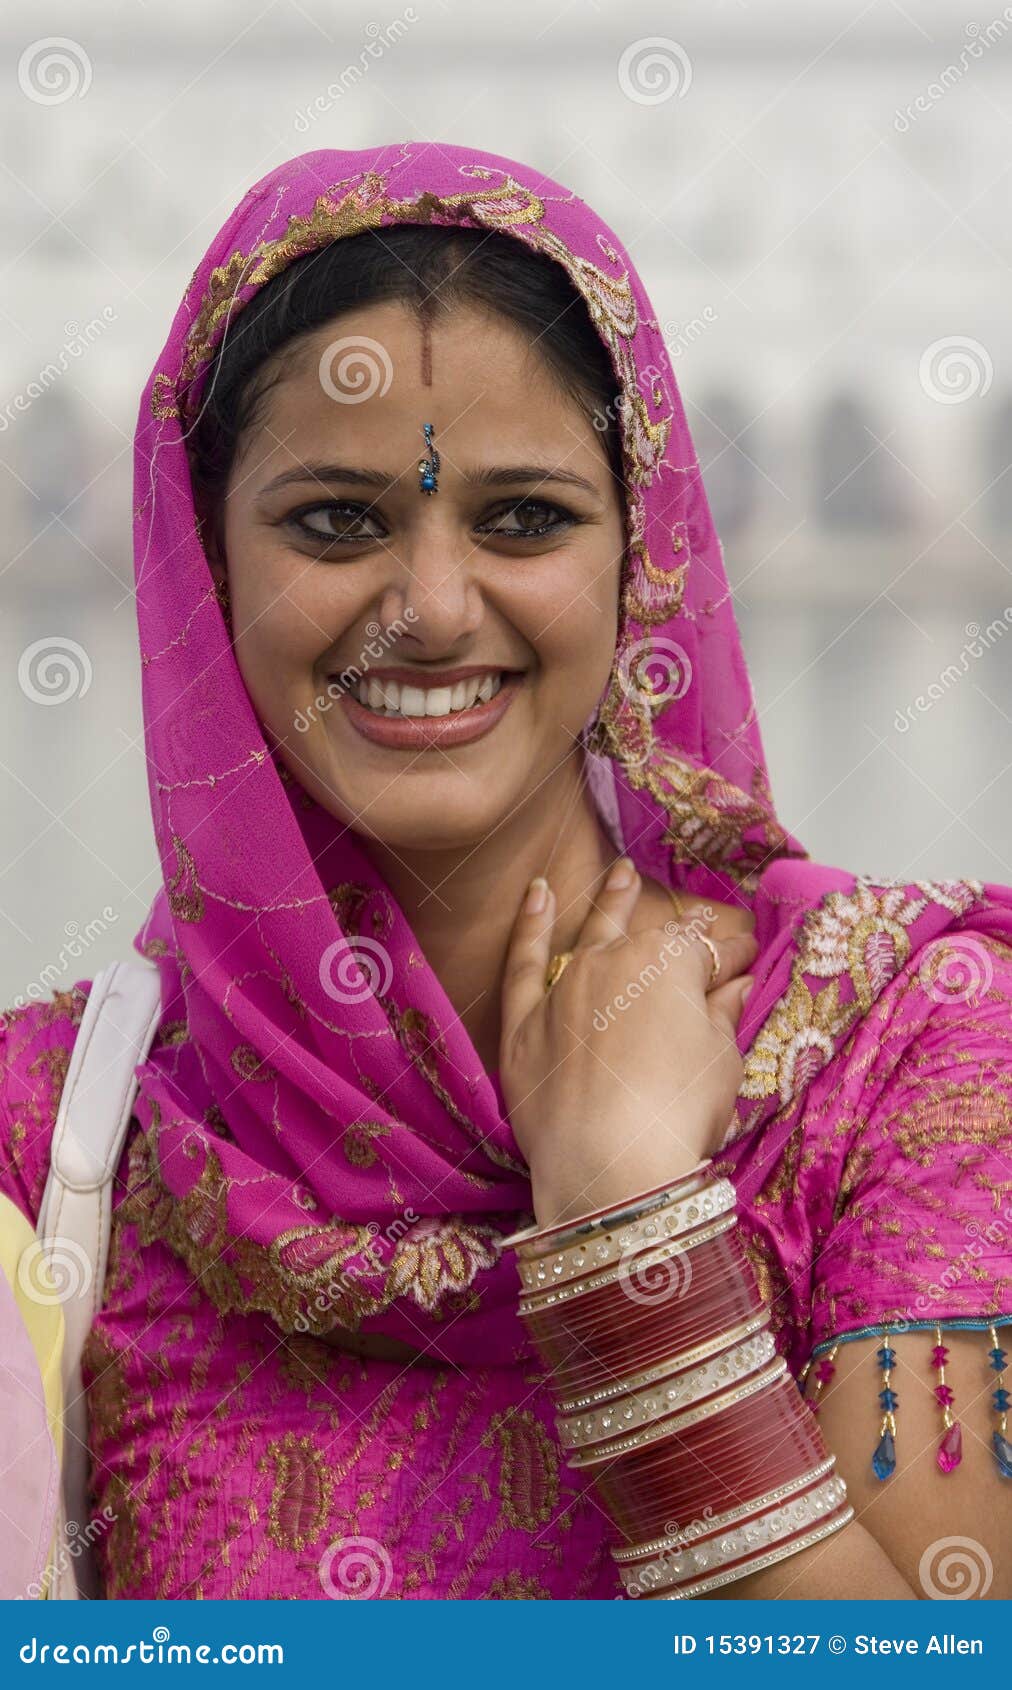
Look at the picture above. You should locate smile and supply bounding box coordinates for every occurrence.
[336,667,525,750]
[354,670,504,718]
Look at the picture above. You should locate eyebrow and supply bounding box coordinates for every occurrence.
[256,462,602,498]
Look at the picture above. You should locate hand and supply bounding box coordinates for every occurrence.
[499,857,758,1227]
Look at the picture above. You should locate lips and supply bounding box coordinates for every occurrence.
[339,670,525,750]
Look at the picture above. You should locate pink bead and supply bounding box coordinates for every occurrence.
[815,1359,836,1384]
[931,1344,949,1368]
[937,1421,962,1472]
[934,1383,955,1407]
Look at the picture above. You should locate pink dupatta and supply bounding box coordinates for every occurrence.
[127,139,1012,1374]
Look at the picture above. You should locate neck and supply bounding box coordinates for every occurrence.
[362,755,618,1072]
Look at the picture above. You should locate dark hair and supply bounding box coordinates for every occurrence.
[187,225,624,532]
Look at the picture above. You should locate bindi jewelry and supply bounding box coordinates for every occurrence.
[418,422,440,495]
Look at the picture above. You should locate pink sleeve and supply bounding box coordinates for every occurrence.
[0,986,91,1227]
[810,933,1012,1350]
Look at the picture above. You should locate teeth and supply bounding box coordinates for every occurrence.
[354,672,505,717]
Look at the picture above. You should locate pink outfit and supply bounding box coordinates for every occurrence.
[2,142,1011,1598]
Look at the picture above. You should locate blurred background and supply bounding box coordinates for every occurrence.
[1,0,1011,1004]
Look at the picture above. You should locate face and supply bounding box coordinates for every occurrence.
[211,299,626,852]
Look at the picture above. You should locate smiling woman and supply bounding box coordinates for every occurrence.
[3,142,1012,1603]
[188,227,627,868]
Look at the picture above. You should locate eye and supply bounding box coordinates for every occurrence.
[475,498,578,540]
[287,502,386,545]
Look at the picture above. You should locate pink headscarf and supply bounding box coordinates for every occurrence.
[129,141,1012,1365]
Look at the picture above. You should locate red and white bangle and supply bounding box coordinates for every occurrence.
[501,1164,852,1598]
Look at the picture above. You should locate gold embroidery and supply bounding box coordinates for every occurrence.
[737,877,984,1116]
[485,1570,551,1598]
[165,834,204,923]
[150,372,180,420]
[486,1409,559,1532]
[261,1432,334,1551]
[230,1043,277,1083]
[120,1118,502,1337]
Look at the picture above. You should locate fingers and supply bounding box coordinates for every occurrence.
[500,876,557,1049]
[681,927,758,996]
[706,972,756,1043]
[575,856,643,950]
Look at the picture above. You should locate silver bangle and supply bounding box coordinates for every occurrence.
[569,1358,788,1466]
[518,1214,737,1317]
[501,1161,714,1256]
[556,1312,768,1416]
[516,1179,737,1292]
[619,1475,849,1596]
[558,1330,776,1450]
[644,1505,854,1600]
[612,1456,838,1563]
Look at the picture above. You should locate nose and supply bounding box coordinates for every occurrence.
[376,528,485,651]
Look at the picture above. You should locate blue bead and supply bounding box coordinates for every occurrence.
[878,1388,899,1411]
[989,1348,1008,1372]
[872,1430,896,1480]
[993,1430,1012,1477]
[994,1388,1011,1412]
[876,1346,896,1369]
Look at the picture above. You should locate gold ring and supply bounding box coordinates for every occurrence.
[697,931,721,989]
[544,951,574,994]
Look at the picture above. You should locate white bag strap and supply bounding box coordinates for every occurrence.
[37,957,163,1598]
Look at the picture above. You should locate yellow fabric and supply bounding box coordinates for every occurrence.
[0,1193,66,1596]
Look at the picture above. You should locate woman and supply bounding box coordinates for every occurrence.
[2,140,1012,1601]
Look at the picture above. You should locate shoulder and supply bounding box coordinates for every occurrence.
[808,927,1012,1344]
[0,983,93,1226]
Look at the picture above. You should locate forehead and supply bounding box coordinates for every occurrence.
[245,298,606,469]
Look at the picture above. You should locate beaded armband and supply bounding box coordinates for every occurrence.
[802,1321,1012,1480]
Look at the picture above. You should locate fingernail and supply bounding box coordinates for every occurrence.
[605,856,636,891]
[525,876,549,914]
